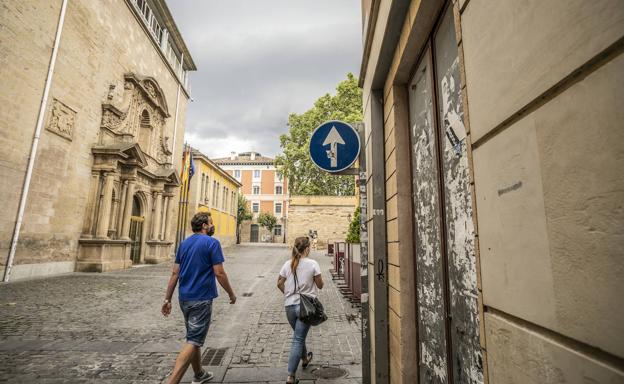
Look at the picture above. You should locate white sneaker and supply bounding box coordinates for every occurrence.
[191,370,214,384]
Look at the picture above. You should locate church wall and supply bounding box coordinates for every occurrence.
[0,0,190,278]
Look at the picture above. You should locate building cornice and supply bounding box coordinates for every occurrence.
[191,149,243,188]
[358,0,411,90]
[150,0,197,70]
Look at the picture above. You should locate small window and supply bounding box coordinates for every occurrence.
[275,203,282,214]
[234,170,241,178]
[275,185,283,195]
[252,186,260,195]
[252,202,259,213]
[276,171,283,181]
[253,170,261,178]
[274,225,282,236]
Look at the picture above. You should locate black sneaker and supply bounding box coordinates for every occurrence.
[192,370,214,384]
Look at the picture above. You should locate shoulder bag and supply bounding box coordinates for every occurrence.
[293,269,327,326]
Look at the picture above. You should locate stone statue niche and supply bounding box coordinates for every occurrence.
[99,73,173,167]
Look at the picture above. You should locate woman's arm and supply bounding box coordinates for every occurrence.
[314,274,324,289]
[277,276,286,293]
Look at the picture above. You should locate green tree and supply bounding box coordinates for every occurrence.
[237,194,252,224]
[275,73,362,196]
[346,206,361,243]
[236,194,252,244]
[257,212,278,240]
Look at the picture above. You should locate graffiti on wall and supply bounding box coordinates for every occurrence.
[410,58,449,384]
[435,6,482,383]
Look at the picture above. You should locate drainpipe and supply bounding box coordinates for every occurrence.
[3,0,69,282]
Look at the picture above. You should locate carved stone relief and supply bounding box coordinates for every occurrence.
[99,74,171,164]
[46,99,76,140]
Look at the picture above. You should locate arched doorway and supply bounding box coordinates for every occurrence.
[129,195,144,264]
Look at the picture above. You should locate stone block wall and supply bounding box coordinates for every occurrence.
[462,0,624,381]
[360,0,623,382]
[286,196,357,249]
[0,0,190,278]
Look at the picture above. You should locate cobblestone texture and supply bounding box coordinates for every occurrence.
[0,245,362,383]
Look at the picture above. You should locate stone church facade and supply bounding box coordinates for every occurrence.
[0,0,196,279]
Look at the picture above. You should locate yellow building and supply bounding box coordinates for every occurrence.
[186,149,241,247]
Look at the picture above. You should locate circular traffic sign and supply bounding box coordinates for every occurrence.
[309,120,360,173]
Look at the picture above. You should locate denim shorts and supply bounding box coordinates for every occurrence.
[179,300,212,347]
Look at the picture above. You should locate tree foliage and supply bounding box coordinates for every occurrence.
[257,212,278,232]
[275,73,362,196]
[346,206,361,243]
[236,194,252,225]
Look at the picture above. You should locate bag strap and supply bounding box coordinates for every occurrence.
[293,266,300,294]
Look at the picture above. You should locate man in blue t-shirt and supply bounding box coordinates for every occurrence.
[162,212,236,384]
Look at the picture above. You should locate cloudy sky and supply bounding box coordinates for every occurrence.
[167,1,363,159]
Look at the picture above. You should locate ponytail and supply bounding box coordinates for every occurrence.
[291,236,310,274]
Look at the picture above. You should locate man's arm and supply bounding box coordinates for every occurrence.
[214,263,236,304]
[161,263,180,316]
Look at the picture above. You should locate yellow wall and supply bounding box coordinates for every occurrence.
[188,155,240,247]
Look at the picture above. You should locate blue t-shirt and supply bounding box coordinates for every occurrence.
[175,234,225,301]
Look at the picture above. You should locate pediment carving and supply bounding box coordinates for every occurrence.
[99,73,172,164]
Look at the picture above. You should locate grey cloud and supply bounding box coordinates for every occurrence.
[168,1,362,158]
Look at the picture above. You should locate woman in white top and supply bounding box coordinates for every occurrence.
[277,236,324,384]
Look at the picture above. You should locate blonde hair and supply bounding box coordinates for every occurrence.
[291,236,310,274]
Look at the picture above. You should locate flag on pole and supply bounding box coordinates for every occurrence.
[188,149,195,184]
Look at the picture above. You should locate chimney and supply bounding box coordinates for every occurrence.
[230,151,236,160]
[250,152,256,160]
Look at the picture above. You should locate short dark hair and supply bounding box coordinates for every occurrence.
[191,212,212,232]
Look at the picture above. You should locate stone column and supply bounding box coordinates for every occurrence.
[152,191,163,240]
[95,172,116,239]
[81,171,100,238]
[116,181,128,235]
[120,179,136,240]
[161,195,171,240]
[109,196,119,235]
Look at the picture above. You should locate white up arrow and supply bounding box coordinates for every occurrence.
[322,126,346,168]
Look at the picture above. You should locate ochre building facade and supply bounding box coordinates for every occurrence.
[360,0,623,383]
[186,150,241,248]
[214,152,288,243]
[0,0,196,279]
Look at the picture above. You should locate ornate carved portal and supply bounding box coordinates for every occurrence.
[77,74,179,273]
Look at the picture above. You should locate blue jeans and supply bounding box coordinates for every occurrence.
[285,304,311,376]
[179,300,213,347]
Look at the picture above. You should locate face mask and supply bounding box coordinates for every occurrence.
[207,225,215,236]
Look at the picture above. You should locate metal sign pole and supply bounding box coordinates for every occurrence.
[308,119,370,383]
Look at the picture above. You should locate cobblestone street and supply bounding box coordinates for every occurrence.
[0,245,362,383]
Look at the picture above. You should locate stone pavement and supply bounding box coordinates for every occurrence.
[0,245,362,383]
